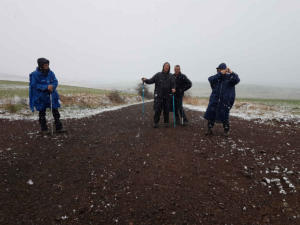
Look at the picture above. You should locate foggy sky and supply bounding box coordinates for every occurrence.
[0,0,300,87]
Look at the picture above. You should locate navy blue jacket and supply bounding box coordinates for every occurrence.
[29,68,60,112]
[204,72,240,122]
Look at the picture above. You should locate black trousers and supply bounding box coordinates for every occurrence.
[208,120,230,132]
[39,108,62,131]
[154,97,169,124]
[174,95,188,122]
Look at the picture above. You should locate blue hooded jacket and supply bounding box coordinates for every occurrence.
[204,72,240,122]
[29,68,60,112]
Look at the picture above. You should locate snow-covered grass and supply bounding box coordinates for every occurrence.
[183,96,300,124]
[0,80,143,120]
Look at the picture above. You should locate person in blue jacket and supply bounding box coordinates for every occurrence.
[29,58,64,133]
[204,63,240,136]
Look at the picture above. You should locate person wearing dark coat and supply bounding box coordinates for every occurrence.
[29,58,64,134]
[173,65,192,125]
[142,62,176,128]
[204,63,240,136]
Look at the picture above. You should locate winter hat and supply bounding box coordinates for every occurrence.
[37,58,50,68]
[216,63,227,70]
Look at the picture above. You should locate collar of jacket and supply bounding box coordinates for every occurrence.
[36,67,50,76]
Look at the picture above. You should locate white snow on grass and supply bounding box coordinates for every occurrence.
[0,100,152,121]
[184,103,300,123]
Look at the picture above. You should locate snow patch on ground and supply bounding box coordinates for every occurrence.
[0,100,152,121]
[184,103,300,124]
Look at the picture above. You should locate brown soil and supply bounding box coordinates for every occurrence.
[0,103,299,225]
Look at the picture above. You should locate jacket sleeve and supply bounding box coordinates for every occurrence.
[31,73,48,91]
[29,74,34,112]
[50,72,59,91]
[144,74,157,84]
[208,74,219,89]
[171,75,176,90]
[229,72,240,86]
[182,75,192,92]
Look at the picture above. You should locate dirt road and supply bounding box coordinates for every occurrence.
[0,103,299,224]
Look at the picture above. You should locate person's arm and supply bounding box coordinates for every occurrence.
[171,75,176,93]
[50,72,58,91]
[182,75,192,92]
[229,72,240,86]
[208,74,220,89]
[142,74,157,84]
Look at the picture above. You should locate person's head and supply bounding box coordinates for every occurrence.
[37,58,50,70]
[162,62,170,74]
[174,65,181,75]
[216,63,227,75]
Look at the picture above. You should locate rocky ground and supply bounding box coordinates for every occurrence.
[0,103,299,225]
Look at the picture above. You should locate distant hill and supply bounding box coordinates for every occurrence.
[1,73,299,100]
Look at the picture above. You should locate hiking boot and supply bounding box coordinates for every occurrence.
[205,127,213,136]
[224,129,230,137]
[153,123,159,128]
[183,120,189,126]
[56,128,67,134]
[40,130,50,135]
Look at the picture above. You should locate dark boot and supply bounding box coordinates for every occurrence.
[223,121,230,137]
[52,109,65,133]
[39,110,48,132]
[205,120,214,136]
[205,127,213,136]
[153,123,159,128]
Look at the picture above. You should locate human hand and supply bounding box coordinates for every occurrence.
[48,85,53,92]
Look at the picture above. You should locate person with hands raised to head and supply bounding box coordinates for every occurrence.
[142,62,176,128]
[204,63,240,136]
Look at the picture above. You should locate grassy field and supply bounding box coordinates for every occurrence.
[184,96,300,107]
[1,80,299,115]
[0,80,135,99]
[0,80,140,113]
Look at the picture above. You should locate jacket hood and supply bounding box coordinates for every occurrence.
[162,62,170,74]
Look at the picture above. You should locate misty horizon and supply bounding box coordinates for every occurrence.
[0,0,300,88]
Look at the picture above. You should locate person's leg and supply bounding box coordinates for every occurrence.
[223,120,230,134]
[174,97,180,122]
[39,109,48,131]
[178,96,188,123]
[163,98,170,125]
[52,108,63,131]
[205,120,215,135]
[153,100,162,127]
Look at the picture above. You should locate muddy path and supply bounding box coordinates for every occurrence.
[0,103,299,225]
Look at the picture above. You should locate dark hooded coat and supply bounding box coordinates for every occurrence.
[144,63,176,111]
[204,72,240,122]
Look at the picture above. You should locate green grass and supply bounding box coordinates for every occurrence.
[236,98,300,107]
[0,80,134,98]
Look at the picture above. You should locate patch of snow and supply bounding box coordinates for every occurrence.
[184,103,300,124]
[0,100,152,121]
[27,179,34,185]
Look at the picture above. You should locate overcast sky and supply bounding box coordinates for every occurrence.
[0,0,299,87]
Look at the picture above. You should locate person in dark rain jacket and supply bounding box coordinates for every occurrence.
[173,65,192,125]
[204,63,240,136]
[29,58,64,134]
[142,62,176,128]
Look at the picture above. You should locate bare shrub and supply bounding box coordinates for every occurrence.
[136,83,153,99]
[3,103,23,113]
[107,90,125,104]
